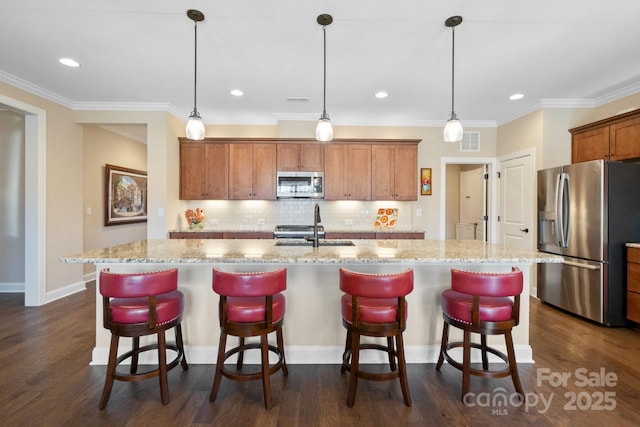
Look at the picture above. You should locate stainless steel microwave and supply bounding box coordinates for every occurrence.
[276,171,324,199]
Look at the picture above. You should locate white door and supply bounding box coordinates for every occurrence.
[499,152,534,250]
[459,167,484,223]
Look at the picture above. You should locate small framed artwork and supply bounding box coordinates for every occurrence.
[104,164,148,226]
[421,168,432,196]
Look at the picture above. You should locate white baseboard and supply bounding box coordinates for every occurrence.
[0,282,25,292]
[45,280,87,304]
[90,344,534,365]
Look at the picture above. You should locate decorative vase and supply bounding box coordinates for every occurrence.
[190,222,204,229]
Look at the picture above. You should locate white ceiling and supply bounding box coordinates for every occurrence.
[2,1,640,130]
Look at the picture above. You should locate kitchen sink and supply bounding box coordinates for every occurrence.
[274,239,355,247]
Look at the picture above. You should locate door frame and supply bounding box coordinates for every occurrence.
[0,94,47,306]
[440,157,498,242]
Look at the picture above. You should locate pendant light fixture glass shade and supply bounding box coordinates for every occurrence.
[316,114,333,141]
[186,112,205,140]
[186,9,205,140]
[444,16,463,143]
[316,14,333,142]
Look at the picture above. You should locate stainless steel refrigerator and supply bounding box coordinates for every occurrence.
[537,159,640,326]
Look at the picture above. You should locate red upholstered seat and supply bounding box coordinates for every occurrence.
[210,267,288,410]
[98,268,188,410]
[226,294,285,324]
[341,295,407,324]
[339,268,413,408]
[110,291,184,325]
[436,267,524,402]
[441,290,514,323]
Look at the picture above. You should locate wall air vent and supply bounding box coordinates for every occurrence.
[460,131,480,152]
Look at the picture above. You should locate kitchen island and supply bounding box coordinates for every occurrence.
[61,239,562,365]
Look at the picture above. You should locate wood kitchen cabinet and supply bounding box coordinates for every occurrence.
[180,141,228,200]
[371,144,417,201]
[324,144,371,200]
[627,246,640,323]
[570,109,640,163]
[229,143,277,200]
[179,137,420,201]
[277,143,324,171]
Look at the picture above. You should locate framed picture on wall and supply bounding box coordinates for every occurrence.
[104,164,148,226]
[421,168,432,196]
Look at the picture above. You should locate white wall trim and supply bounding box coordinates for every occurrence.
[0,282,25,292]
[44,281,87,304]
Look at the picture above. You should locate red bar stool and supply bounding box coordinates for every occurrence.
[98,268,188,410]
[339,267,414,407]
[210,267,288,410]
[436,267,524,401]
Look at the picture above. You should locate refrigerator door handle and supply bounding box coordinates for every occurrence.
[554,173,562,246]
[562,260,601,270]
[555,172,570,248]
[555,173,567,247]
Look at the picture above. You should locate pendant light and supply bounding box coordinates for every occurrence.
[186,9,205,140]
[443,16,463,143]
[316,14,333,142]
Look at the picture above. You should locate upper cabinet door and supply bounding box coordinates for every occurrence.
[252,144,277,200]
[299,144,324,171]
[180,141,228,200]
[229,143,254,199]
[571,127,610,163]
[610,116,640,161]
[229,143,276,200]
[371,144,417,200]
[392,144,417,201]
[325,144,371,200]
[277,143,324,171]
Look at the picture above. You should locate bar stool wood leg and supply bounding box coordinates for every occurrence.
[158,331,169,405]
[210,331,228,403]
[261,334,272,409]
[346,332,361,408]
[99,334,120,410]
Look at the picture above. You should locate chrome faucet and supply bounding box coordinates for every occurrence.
[312,203,322,247]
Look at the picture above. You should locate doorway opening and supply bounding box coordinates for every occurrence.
[0,95,46,306]
[440,157,497,243]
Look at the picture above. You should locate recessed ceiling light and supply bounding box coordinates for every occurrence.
[375,91,388,99]
[509,93,524,100]
[230,89,243,97]
[59,58,80,68]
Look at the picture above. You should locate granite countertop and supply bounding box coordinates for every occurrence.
[169,228,425,233]
[61,239,563,265]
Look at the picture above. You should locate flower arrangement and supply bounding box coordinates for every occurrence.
[185,208,205,229]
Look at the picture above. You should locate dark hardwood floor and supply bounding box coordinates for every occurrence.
[2,283,640,426]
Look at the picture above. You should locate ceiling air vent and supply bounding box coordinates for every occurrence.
[460,131,480,152]
[286,97,310,102]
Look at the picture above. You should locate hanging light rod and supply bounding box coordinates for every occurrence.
[185,9,206,140]
[316,13,333,142]
[443,15,463,143]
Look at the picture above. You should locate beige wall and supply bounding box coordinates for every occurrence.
[82,125,147,275]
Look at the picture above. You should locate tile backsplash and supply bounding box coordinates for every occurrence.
[181,199,417,230]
